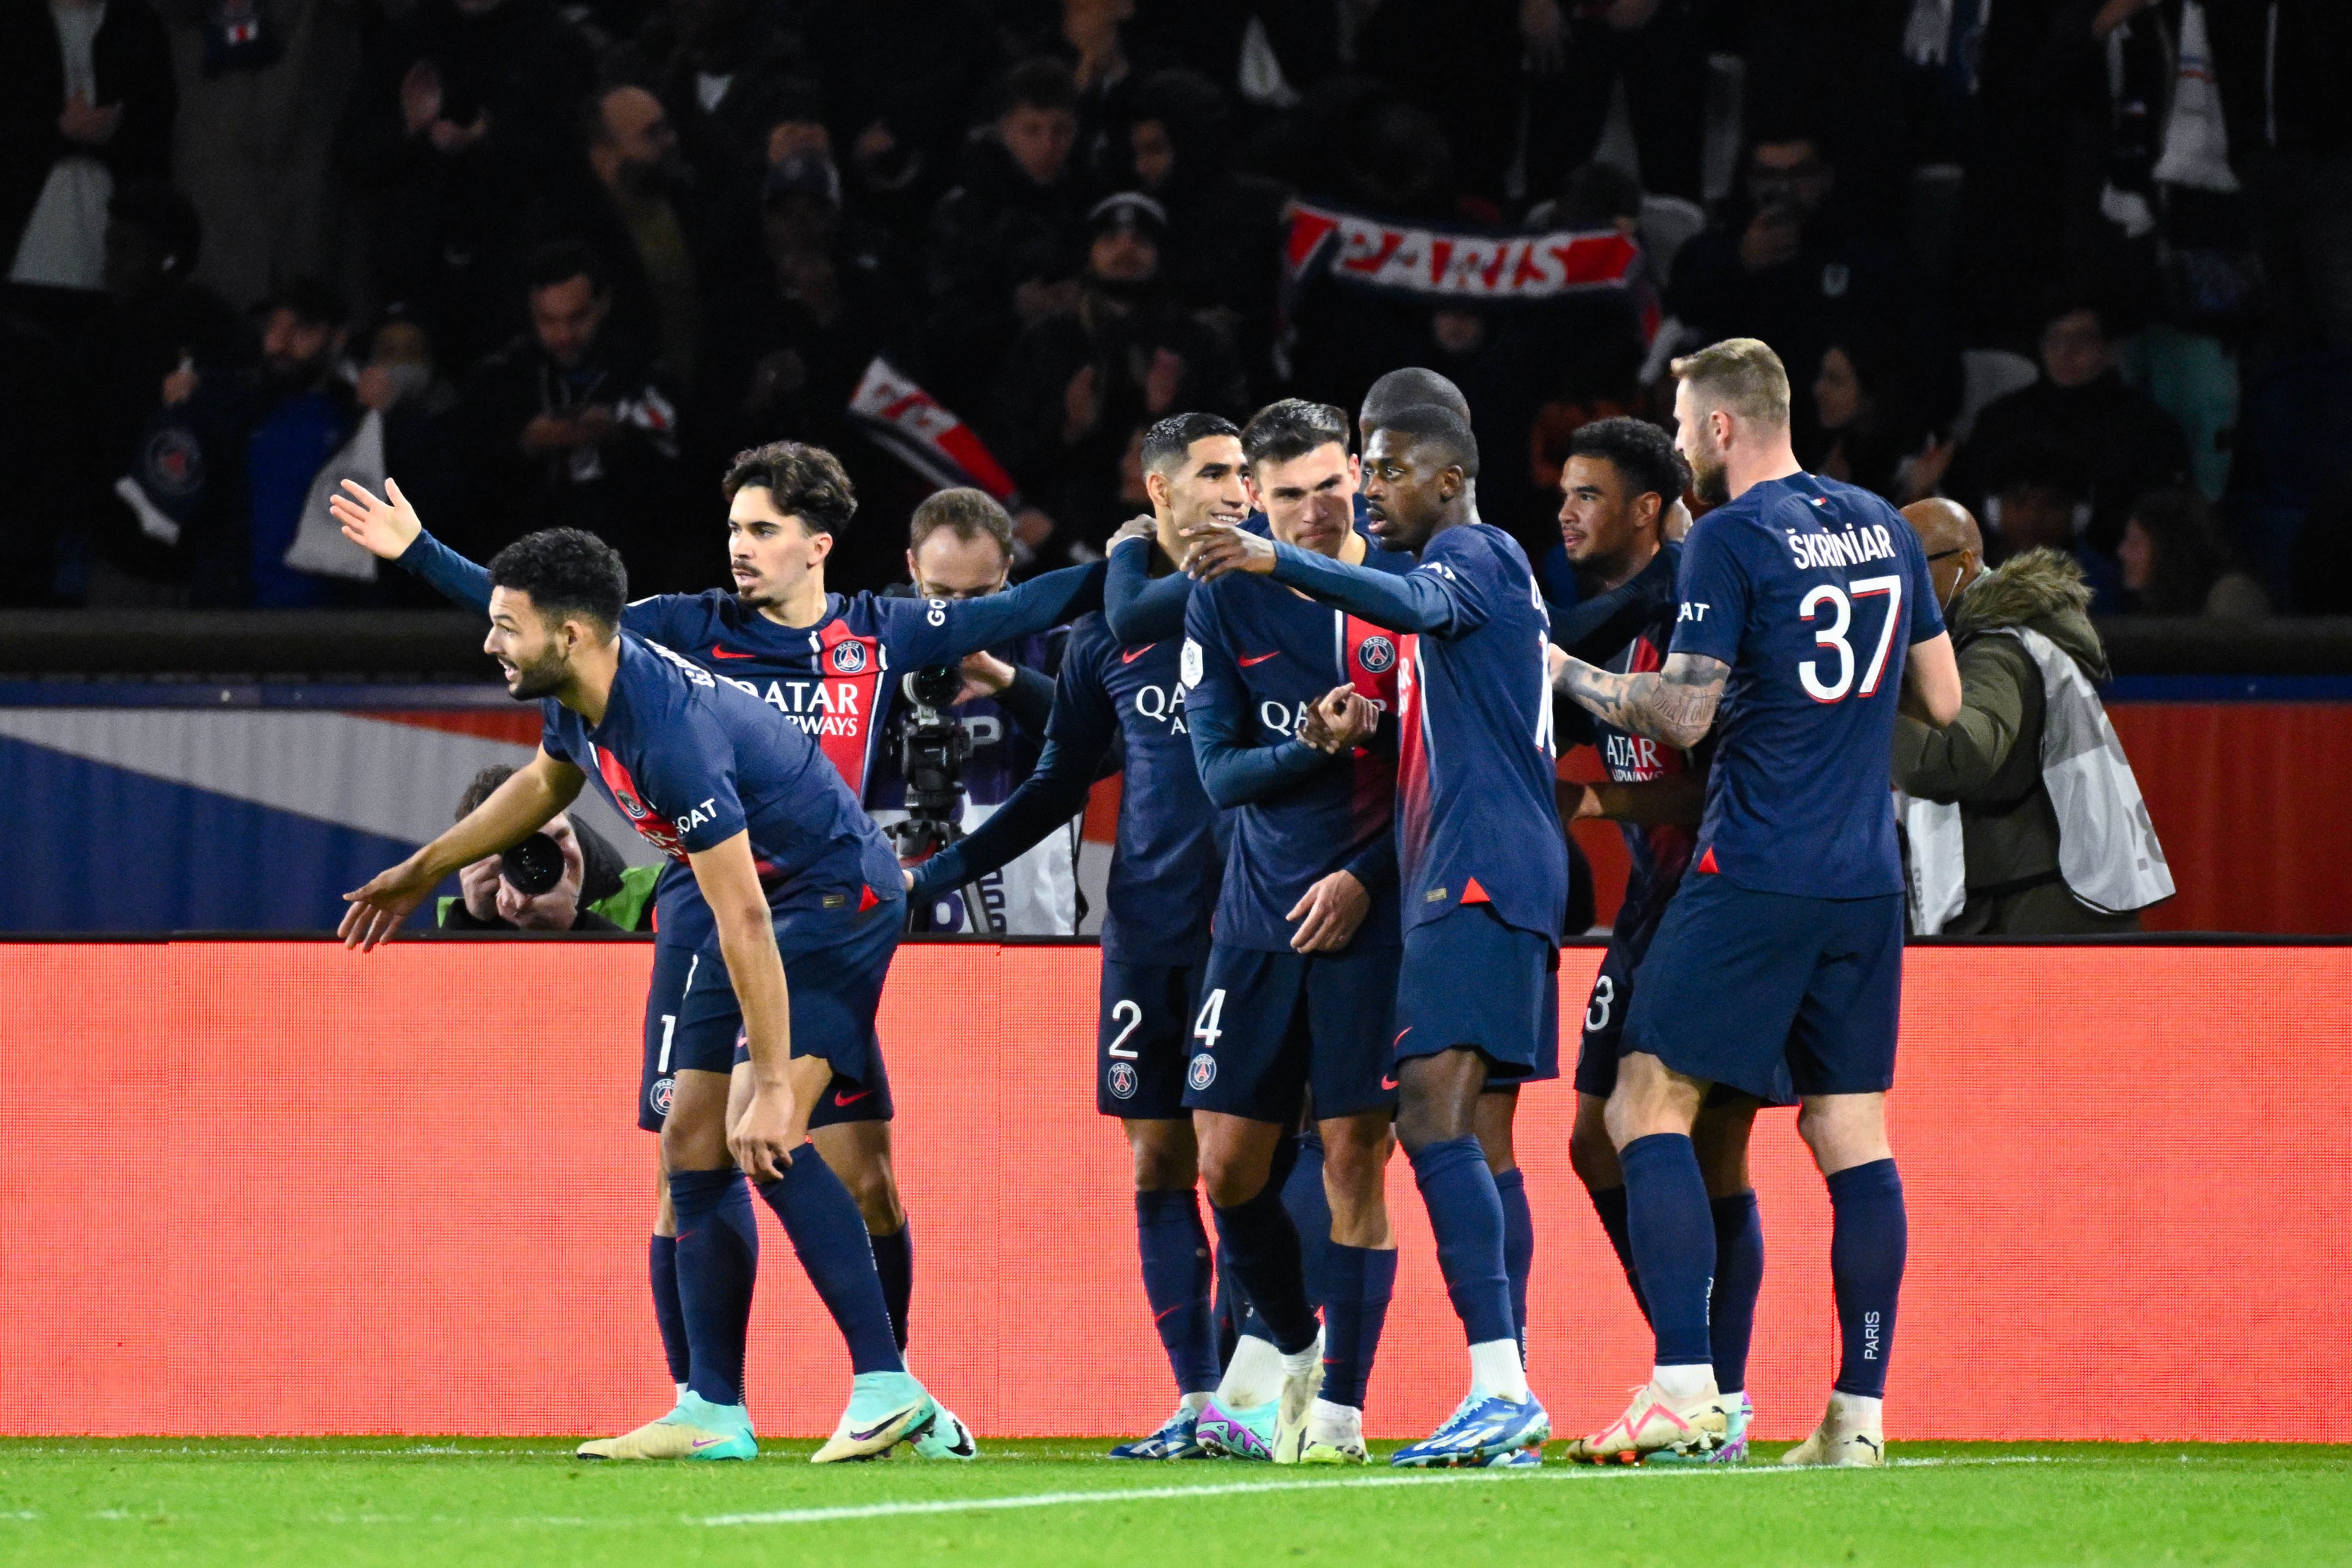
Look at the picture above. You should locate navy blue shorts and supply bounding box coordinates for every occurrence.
[638,902,900,1132]
[1099,958,1202,1119]
[1393,905,1559,1082]
[1573,885,1675,1099]
[1182,942,1400,1124]
[1622,873,1903,1103]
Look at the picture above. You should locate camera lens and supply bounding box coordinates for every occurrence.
[499,832,565,896]
[905,664,964,710]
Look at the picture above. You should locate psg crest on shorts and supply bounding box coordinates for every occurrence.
[832,640,869,675]
[1187,1053,1217,1091]
[1107,1061,1138,1100]
[649,1076,675,1117]
[1357,635,1396,673]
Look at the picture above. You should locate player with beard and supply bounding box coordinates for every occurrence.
[331,445,1103,1458]
[1551,340,1958,1465]
[907,414,1249,1459]
[341,529,947,1463]
[1184,402,1565,1468]
[1549,416,1768,1464]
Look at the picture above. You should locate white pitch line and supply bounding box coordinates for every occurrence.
[698,1455,2048,1528]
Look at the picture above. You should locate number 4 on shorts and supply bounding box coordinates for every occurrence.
[1192,989,1227,1052]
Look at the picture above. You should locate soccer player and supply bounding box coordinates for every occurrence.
[1549,416,1767,1464]
[332,444,1100,1449]
[340,528,951,1462]
[1551,339,1960,1465]
[1180,399,1414,1465]
[907,413,1245,1459]
[1353,370,1547,1377]
[1185,402,1567,1468]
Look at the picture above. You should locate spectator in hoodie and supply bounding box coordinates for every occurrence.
[1946,295,2190,555]
[1119,68,1286,353]
[987,190,1244,562]
[921,57,1090,412]
[335,0,597,370]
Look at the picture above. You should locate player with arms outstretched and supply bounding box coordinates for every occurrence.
[1551,339,1960,1465]
[341,529,951,1463]
[334,445,1099,1446]
[909,414,1247,1459]
[1185,402,1567,1468]
[1179,399,1414,1465]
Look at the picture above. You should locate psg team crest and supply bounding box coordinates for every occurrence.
[141,427,205,497]
[1107,1061,1138,1100]
[832,641,869,674]
[1357,635,1396,673]
[1187,1053,1217,1091]
[649,1076,675,1117]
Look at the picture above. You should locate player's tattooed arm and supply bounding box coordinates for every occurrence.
[1550,649,1729,750]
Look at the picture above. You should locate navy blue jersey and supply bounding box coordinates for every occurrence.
[1182,547,1415,952]
[1563,543,1707,933]
[396,530,1098,807]
[1264,522,1569,942]
[617,579,1095,804]
[1670,473,1944,898]
[537,635,904,953]
[912,609,1223,965]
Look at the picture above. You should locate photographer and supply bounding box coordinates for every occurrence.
[1892,500,2172,935]
[871,488,1075,936]
[435,764,657,932]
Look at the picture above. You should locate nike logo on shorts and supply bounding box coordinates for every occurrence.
[1380,1075,1398,1091]
[833,1087,874,1107]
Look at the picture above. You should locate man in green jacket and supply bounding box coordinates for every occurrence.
[436,764,658,932]
[1891,499,2140,935]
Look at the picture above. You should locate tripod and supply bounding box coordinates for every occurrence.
[891,812,1004,936]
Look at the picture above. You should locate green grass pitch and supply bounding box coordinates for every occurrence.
[3,1439,2346,1567]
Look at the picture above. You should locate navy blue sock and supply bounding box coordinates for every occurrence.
[869,1223,912,1353]
[649,1233,691,1387]
[1492,1167,1534,1364]
[1826,1160,1905,1399]
[1280,1131,1335,1311]
[1708,1192,1763,1396]
[1619,1133,1716,1368]
[1135,1190,1219,1394]
[667,1168,757,1406]
[1317,1244,1397,1408]
[1209,1178,1319,1355]
[755,1155,903,1376]
[1214,1243,1243,1372]
[1406,1137,1514,1346]
[1587,1184,1650,1325]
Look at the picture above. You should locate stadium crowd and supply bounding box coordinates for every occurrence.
[2,0,2346,615]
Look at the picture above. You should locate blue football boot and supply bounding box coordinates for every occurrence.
[1109,1403,1208,1460]
[1390,1393,1550,1469]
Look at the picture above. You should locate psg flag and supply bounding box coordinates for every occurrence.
[846,357,1021,504]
